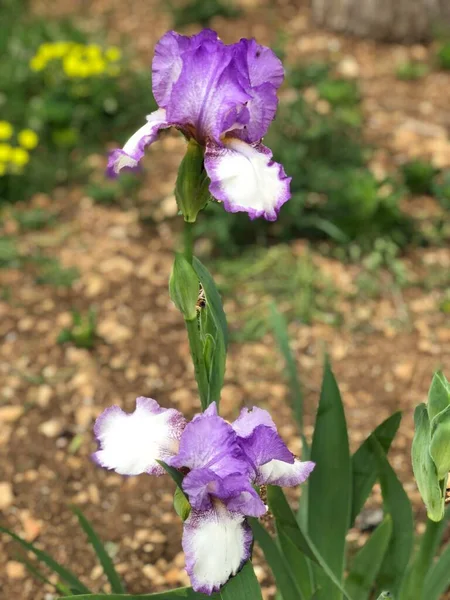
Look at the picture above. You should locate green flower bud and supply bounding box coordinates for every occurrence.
[174,486,191,521]
[175,139,211,223]
[430,404,450,480]
[169,253,199,321]
[412,403,445,522]
[427,371,450,422]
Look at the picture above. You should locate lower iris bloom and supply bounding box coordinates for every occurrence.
[107,29,291,221]
[93,399,314,594]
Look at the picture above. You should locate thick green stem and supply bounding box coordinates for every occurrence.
[183,221,195,264]
[185,317,209,410]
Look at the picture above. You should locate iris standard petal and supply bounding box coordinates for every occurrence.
[106,108,170,177]
[255,458,316,487]
[232,405,276,437]
[92,397,186,476]
[182,501,253,595]
[166,42,250,143]
[239,424,294,469]
[170,413,249,478]
[205,138,291,221]
[238,38,284,89]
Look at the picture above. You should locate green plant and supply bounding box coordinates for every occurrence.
[167,0,240,28]
[57,308,98,349]
[436,41,450,70]
[0,237,21,267]
[396,61,429,80]
[317,78,360,106]
[402,160,438,195]
[35,258,80,287]
[432,170,450,209]
[85,172,140,205]
[13,207,57,230]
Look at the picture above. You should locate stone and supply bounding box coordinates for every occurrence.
[0,481,14,509]
[6,561,26,579]
[0,405,24,423]
[38,419,64,438]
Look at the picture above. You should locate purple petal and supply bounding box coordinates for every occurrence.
[205,139,291,221]
[183,502,252,595]
[239,425,294,470]
[166,42,250,143]
[170,413,250,478]
[256,459,316,487]
[92,397,186,476]
[151,31,191,108]
[237,38,284,89]
[106,108,170,177]
[232,406,276,437]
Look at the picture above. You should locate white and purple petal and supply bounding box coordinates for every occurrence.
[106,109,170,177]
[232,406,276,437]
[255,458,315,487]
[239,425,294,470]
[92,397,186,476]
[205,139,291,221]
[183,501,252,595]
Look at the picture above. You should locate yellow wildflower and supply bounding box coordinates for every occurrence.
[0,163,6,176]
[11,148,30,167]
[105,46,122,62]
[52,41,73,57]
[30,55,47,72]
[38,42,55,60]
[63,55,81,78]
[0,121,13,140]
[78,62,92,78]
[86,44,102,58]
[89,58,107,75]
[18,129,39,150]
[0,143,12,162]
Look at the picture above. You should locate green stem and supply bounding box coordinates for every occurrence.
[185,317,209,410]
[183,221,194,264]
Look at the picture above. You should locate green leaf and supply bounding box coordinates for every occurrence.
[0,525,90,594]
[17,555,72,595]
[174,486,191,521]
[345,516,392,600]
[219,561,263,600]
[192,257,228,407]
[372,440,413,595]
[71,506,125,594]
[423,543,450,600]
[308,358,351,599]
[250,518,304,600]
[269,303,304,434]
[427,371,450,422]
[399,513,450,600]
[411,404,444,522]
[351,412,402,525]
[277,526,315,599]
[267,486,353,599]
[430,403,450,480]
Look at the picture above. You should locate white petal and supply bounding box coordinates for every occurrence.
[204,138,291,221]
[183,501,252,594]
[107,108,170,176]
[256,458,315,487]
[93,397,186,476]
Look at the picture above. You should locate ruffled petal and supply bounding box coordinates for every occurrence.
[232,406,276,437]
[239,425,294,470]
[239,39,284,89]
[205,139,291,221]
[92,397,186,476]
[106,108,170,177]
[255,458,315,487]
[166,42,250,143]
[182,469,266,517]
[170,413,249,478]
[152,30,219,108]
[183,502,252,595]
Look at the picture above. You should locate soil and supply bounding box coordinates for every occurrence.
[1,1,449,599]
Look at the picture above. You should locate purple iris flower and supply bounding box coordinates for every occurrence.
[107,30,291,221]
[93,399,314,594]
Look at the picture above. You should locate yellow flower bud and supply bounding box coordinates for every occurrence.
[0,143,12,161]
[0,121,13,140]
[18,129,39,150]
[105,46,122,62]
[11,147,30,167]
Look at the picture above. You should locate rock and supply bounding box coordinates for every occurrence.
[0,405,24,423]
[6,561,26,580]
[36,385,52,408]
[20,510,43,541]
[0,481,14,509]
[142,564,165,585]
[98,319,132,344]
[337,56,360,78]
[38,419,64,438]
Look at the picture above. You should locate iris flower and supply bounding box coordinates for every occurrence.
[107,30,291,221]
[93,398,314,594]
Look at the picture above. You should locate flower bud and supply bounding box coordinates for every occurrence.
[175,139,210,223]
[430,404,450,480]
[427,371,450,422]
[169,253,199,321]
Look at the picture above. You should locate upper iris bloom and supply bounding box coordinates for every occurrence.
[107,30,291,221]
[93,398,314,594]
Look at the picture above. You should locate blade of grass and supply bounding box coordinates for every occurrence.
[71,506,125,594]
